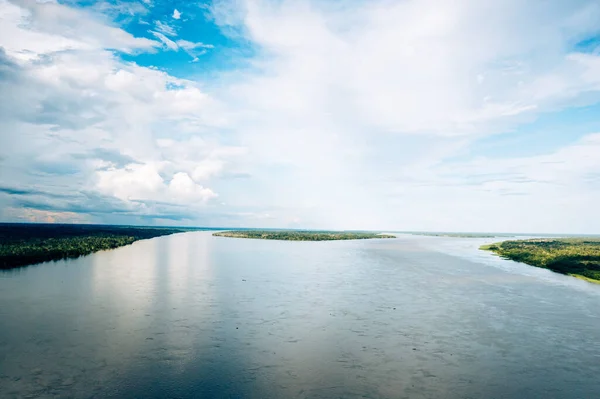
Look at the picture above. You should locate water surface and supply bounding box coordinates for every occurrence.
[1,232,599,398]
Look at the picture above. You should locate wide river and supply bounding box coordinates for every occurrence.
[1,232,599,398]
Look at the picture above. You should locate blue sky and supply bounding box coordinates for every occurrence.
[1,0,600,233]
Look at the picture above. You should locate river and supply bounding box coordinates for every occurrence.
[1,231,599,398]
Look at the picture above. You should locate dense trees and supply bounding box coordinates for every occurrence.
[213,230,396,241]
[0,225,396,269]
[0,223,189,269]
[481,239,600,282]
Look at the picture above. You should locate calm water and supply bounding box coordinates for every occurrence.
[1,232,600,399]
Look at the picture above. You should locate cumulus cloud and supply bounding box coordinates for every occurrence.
[0,0,238,225]
[2,0,600,232]
[172,9,181,19]
[202,0,600,231]
[97,164,217,203]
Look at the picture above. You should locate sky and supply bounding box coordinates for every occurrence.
[1,0,600,233]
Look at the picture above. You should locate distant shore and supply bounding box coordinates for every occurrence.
[481,238,600,283]
[406,232,511,238]
[213,230,396,241]
[0,223,194,270]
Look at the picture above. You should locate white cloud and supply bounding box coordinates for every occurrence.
[216,0,600,136]
[96,163,165,201]
[176,40,214,50]
[148,29,214,58]
[2,0,600,231]
[176,39,214,60]
[154,20,177,36]
[0,0,238,222]
[169,172,217,202]
[204,0,600,231]
[150,30,178,50]
[96,164,217,204]
[0,0,157,60]
[371,132,600,233]
[172,9,181,19]
[92,0,150,20]
[192,159,224,181]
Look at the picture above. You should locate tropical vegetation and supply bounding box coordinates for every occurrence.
[0,223,192,269]
[481,238,600,282]
[213,230,396,241]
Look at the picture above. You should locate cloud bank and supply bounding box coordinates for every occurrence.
[1,0,600,233]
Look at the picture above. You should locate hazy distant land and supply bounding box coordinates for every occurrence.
[405,232,514,238]
[213,230,396,241]
[481,238,600,283]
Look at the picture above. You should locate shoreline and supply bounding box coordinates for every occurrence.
[213,230,396,241]
[480,239,600,284]
[570,274,600,284]
[0,224,193,270]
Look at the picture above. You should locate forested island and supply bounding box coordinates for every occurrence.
[481,238,600,283]
[0,223,194,270]
[213,230,396,241]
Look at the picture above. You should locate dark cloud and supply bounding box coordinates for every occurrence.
[32,97,108,130]
[0,47,19,80]
[0,185,74,199]
[1,185,127,214]
[0,47,30,122]
[0,187,39,196]
[11,195,134,217]
[1,185,199,222]
[22,149,137,179]
[1,182,288,226]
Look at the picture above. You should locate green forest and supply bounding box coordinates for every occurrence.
[213,230,396,241]
[0,223,192,269]
[481,238,600,282]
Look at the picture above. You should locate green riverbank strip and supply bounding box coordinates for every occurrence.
[0,223,196,270]
[213,230,396,241]
[480,238,600,283]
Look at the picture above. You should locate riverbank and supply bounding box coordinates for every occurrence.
[0,223,195,269]
[481,238,600,283]
[213,230,396,241]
